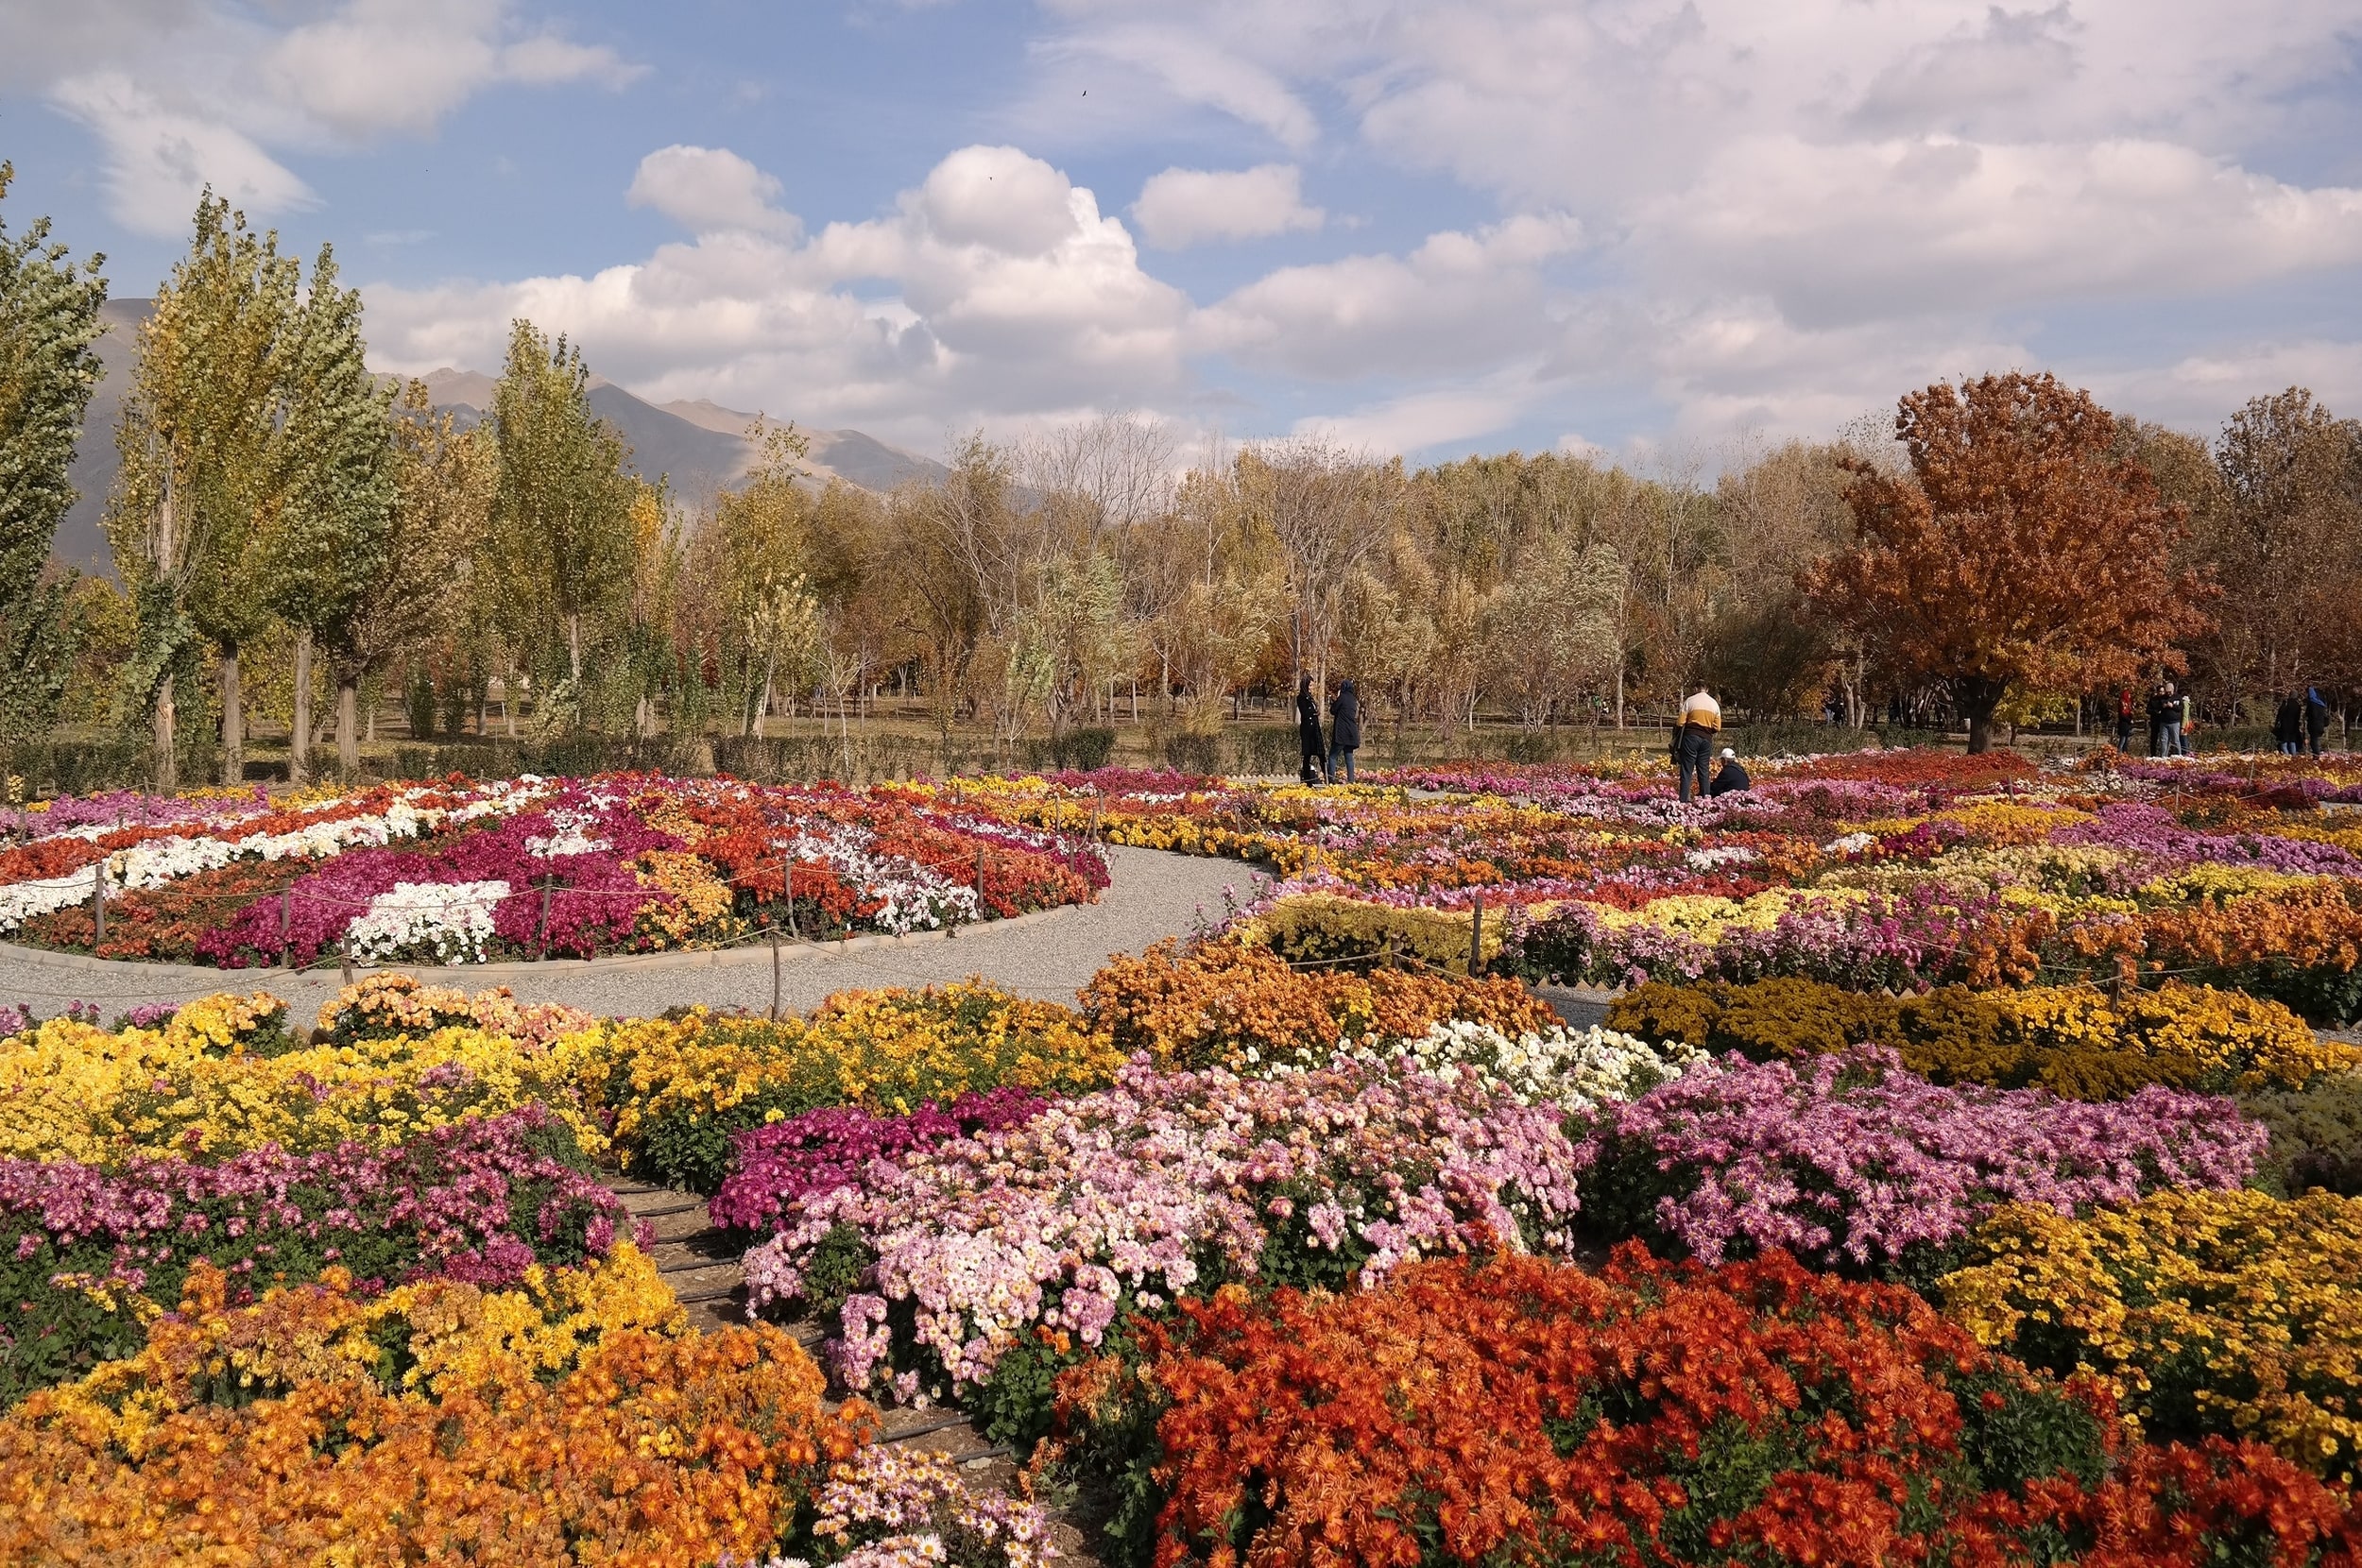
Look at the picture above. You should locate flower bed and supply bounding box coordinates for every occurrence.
[565,982,1123,1193]
[1572,1047,2262,1279]
[1604,975,2352,1097]
[738,1057,1585,1422]
[1077,935,1561,1070]
[1038,1246,2362,1568]
[0,1006,604,1164]
[1943,1188,2362,1483]
[0,1312,870,1565]
[1,773,1103,966]
[938,752,2362,1018]
[0,1105,638,1399]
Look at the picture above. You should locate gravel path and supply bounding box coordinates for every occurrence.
[0,845,1258,1020]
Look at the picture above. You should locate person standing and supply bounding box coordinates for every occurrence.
[2158,682,2183,758]
[2307,686,2332,758]
[2179,690,2196,757]
[1326,677,1361,783]
[1673,687,1720,803]
[1296,675,1326,785]
[2114,688,2134,753]
[2275,692,2304,756]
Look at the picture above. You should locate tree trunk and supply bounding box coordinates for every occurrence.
[153,673,178,793]
[504,670,518,737]
[567,614,583,683]
[291,630,314,782]
[219,651,242,786]
[337,677,360,775]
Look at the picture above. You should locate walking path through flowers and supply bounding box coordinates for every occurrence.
[0,843,1248,1020]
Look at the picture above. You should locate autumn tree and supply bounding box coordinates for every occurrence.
[109,194,298,788]
[1805,372,2213,752]
[256,247,394,779]
[2201,390,2362,706]
[324,383,492,771]
[0,161,107,738]
[487,320,638,696]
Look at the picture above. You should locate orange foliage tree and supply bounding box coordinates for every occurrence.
[1806,372,2213,752]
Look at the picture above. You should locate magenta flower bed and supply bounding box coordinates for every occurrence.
[709,1087,1047,1235]
[193,802,677,966]
[1572,1048,2263,1277]
[0,1106,641,1302]
[2050,802,2362,878]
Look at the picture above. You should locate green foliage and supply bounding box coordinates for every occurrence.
[257,245,395,645]
[2241,1074,2362,1197]
[488,320,639,685]
[0,162,107,740]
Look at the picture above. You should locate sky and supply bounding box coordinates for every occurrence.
[5,0,2362,467]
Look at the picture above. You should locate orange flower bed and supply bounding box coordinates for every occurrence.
[1080,937,1561,1069]
[0,1289,872,1566]
[1041,1247,2362,1568]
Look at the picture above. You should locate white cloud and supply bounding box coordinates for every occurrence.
[1644,135,2362,327]
[1040,23,1320,149]
[1195,213,1583,380]
[1025,0,2362,445]
[1292,378,1534,453]
[365,145,1192,442]
[25,0,639,234]
[51,71,317,235]
[264,0,641,140]
[628,145,799,238]
[1132,164,1323,247]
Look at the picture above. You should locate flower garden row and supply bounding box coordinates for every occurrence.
[0,774,1104,967]
[944,748,2362,1022]
[3,926,2359,1564]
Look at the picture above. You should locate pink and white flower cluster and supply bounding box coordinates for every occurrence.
[739,1056,1583,1396]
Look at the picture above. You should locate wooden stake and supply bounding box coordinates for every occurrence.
[279,890,292,969]
[1469,892,1485,977]
[91,859,106,945]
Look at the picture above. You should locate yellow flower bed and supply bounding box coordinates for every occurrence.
[1230,892,1514,974]
[2137,863,2331,903]
[556,980,1124,1188]
[1589,886,1862,944]
[0,1010,603,1165]
[1943,1189,2362,1483]
[48,1244,681,1455]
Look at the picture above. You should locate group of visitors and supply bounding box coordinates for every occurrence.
[1295,675,1361,784]
[1670,687,1750,804]
[2113,683,2334,758]
[2274,687,2333,757]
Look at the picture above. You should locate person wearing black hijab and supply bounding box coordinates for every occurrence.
[1296,675,1326,784]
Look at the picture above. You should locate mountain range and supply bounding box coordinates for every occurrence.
[54,299,950,576]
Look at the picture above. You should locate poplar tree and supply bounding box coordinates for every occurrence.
[108,195,296,788]
[488,321,637,703]
[0,162,108,738]
[323,383,490,772]
[257,247,394,780]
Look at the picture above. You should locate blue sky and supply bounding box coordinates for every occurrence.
[6,0,2362,465]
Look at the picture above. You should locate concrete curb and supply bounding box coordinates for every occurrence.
[0,899,1082,985]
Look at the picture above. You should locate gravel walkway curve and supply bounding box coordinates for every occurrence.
[0,844,1257,1020]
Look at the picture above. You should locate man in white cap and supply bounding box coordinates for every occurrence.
[1671,687,1720,802]
[1708,746,1752,796]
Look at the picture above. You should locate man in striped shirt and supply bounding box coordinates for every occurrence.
[1674,688,1720,803]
